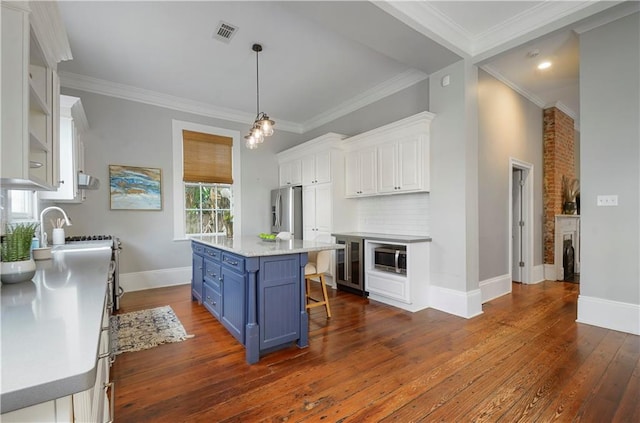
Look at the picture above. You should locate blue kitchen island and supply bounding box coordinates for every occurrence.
[190,235,343,364]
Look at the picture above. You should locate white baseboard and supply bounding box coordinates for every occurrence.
[429,286,483,318]
[531,265,545,284]
[121,267,191,293]
[479,274,511,303]
[543,264,557,281]
[577,295,640,335]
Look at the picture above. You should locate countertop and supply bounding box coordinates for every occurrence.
[0,242,113,414]
[191,235,344,257]
[331,232,432,243]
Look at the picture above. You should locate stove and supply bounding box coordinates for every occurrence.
[66,234,123,311]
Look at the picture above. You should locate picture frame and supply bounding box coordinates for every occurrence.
[109,165,162,210]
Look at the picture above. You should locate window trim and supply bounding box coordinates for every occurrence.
[172,120,242,241]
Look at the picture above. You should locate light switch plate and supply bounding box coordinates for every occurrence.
[597,195,618,206]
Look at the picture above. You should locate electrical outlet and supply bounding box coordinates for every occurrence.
[597,195,618,206]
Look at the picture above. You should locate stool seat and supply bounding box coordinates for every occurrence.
[305,250,331,318]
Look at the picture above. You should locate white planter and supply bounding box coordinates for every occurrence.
[1,258,37,284]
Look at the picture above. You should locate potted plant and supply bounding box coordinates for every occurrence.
[1,222,39,284]
[562,176,580,215]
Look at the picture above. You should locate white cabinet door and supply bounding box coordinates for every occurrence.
[359,147,377,195]
[377,142,397,194]
[279,159,302,186]
[397,136,422,192]
[345,148,376,197]
[314,183,333,233]
[314,150,332,184]
[302,151,331,186]
[301,155,315,186]
[303,183,332,238]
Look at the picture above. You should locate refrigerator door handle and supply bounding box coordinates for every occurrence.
[275,192,281,229]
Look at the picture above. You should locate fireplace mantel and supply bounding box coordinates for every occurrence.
[555,215,580,281]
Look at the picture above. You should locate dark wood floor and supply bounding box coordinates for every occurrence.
[112,281,639,422]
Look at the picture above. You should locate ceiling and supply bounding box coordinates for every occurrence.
[57,1,638,134]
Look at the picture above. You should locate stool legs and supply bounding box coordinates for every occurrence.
[305,273,331,318]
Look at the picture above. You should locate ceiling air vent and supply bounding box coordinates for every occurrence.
[213,21,238,43]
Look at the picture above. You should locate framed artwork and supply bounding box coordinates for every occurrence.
[109,165,162,210]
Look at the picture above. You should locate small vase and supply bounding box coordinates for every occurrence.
[1,258,37,284]
[563,201,577,215]
[224,222,233,239]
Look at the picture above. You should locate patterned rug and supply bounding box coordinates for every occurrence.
[110,305,194,355]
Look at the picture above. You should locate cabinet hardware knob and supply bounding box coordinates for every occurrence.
[59,180,64,184]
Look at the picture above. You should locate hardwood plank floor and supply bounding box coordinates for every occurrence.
[112,281,639,422]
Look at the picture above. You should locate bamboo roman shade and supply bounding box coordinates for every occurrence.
[182,130,233,184]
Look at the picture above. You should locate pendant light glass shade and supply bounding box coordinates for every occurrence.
[244,43,275,149]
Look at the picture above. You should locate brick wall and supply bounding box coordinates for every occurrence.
[543,107,575,264]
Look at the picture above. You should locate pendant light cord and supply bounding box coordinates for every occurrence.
[256,48,260,117]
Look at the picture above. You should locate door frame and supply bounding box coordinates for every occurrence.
[508,158,534,284]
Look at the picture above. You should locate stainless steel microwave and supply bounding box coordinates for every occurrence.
[374,246,407,274]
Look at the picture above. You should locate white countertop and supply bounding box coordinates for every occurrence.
[191,235,344,257]
[0,242,113,414]
[331,232,432,243]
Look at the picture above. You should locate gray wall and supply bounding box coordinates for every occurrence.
[477,69,544,281]
[579,12,639,304]
[428,60,480,293]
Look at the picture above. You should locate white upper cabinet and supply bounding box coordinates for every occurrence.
[40,95,89,202]
[343,111,434,198]
[301,150,331,186]
[278,159,302,187]
[345,147,376,197]
[377,135,423,194]
[1,1,72,190]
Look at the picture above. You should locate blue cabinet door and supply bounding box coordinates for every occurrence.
[221,266,245,344]
[191,253,204,302]
[258,254,301,350]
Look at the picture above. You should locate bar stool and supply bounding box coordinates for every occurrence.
[305,250,331,318]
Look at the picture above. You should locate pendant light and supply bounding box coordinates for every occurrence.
[245,43,275,149]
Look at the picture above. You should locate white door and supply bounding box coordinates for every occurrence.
[397,136,422,191]
[301,155,315,186]
[359,147,377,195]
[314,183,333,233]
[345,151,360,196]
[377,142,397,194]
[302,185,316,239]
[314,151,332,184]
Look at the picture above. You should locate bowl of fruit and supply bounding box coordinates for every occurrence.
[258,233,277,242]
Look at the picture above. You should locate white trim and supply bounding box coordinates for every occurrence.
[171,120,242,240]
[508,158,535,284]
[60,72,302,133]
[60,70,429,135]
[577,295,640,336]
[367,293,429,313]
[301,69,428,133]
[544,264,557,281]
[532,265,545,284]
[481,65,545,108]
[573,1,640,34]
[120,267,191,293]
[429,286,483,318]
[480,274,511,304]
[29,1,73,66]
[549,101,578,122]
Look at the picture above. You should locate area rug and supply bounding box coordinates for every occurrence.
[110,305,194,355]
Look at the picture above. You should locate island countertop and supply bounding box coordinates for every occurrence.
[0,242,112,414]
[190,235,344,257]
[331,232,432,243]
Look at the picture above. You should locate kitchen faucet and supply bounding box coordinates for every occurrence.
[39,206,72,246]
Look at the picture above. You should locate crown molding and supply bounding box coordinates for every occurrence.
[549,101,577,122]
[29,1,73,67]
[300,69,429,133]
[59,72,303,133]
[480,65,546,109]
[573,1,640,34]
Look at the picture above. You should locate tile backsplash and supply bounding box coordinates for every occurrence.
[356,192,429,235]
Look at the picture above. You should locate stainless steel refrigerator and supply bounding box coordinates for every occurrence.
[271,186,303,239]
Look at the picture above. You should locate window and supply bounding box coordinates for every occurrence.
[185,183,232,235]
[171,120,242,240]
[7,190,36,221]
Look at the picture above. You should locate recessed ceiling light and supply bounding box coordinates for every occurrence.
[538,61,552,70]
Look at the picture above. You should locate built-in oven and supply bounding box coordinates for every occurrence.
[335,235,367,296]
[374,245,407,274]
